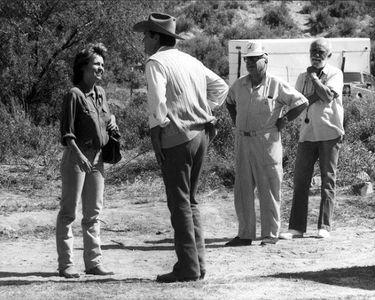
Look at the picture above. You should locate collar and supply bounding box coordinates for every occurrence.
[321,64,330,76]
[241,74,267,88]
[85,90,95,97]
[157,46,176,52]
[77,83,96,97]
[81,85,103,105]
[146,46,176,63]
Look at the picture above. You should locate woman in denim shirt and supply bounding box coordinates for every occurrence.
[57,43,118,278]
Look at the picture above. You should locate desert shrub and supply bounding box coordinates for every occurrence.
[176,16,194,34]
[112,91,150,151]
[0,106,60,164]
[307,10,335,36]
[327,1,365,19]
[326,18,359,38]
[105,151,160,185]
[223,1,247,10]
[199,150,235,191]
[184,1,214,29]
[223,22,262,40]
[300,3,313,14]
[178,34,228,77]
[262,2,298,31]
[343,96,375,144]
[210,105,235,157]
[0,106,61,189]
[338,140,375,186]
[280,120,301,182]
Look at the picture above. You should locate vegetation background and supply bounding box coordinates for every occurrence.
[2,1,375,299]
[1,0,375,196]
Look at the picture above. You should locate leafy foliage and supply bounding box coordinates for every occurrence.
[2,0,375,192]
[0,0,155,124]
[179,34,228,77]
[262,2,297,30]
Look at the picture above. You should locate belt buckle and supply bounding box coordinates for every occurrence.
[243,130,256,137]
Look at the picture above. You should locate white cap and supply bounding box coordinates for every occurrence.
[243,41,267,57]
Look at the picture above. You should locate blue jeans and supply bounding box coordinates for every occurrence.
[161,130,208,279]
[56,148,104,270]
[288,136,341,232]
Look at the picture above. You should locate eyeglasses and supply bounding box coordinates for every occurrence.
[243,56,264,63]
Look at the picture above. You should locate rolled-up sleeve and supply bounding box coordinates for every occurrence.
[205,67,229,109]
[326,69,343,99]
[279,81,308,109]
[225,85,237,106]
[145,60,170,128]
[60,91,77,146]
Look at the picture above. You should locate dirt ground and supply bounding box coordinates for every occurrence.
[1,180,375,300]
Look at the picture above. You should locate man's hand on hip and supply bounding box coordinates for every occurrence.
[150,126,165,166]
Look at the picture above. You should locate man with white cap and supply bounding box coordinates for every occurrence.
[133,13,228,282]
[280,38,344,240]
[225,40,308,246]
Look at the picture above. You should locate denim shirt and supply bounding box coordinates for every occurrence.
[60,85,111,150]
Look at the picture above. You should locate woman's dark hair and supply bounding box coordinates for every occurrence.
[72,43,107,85]
[149,31,176,47]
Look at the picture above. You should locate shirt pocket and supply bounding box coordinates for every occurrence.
[82,102,97,117]
[100,102,111,124]
[260,96,275,116]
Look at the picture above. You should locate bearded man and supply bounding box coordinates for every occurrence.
[225,40,308,246]
[280,38,344,240]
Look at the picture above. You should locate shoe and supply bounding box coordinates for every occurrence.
[317,229,330,238]
[260,236,279,245]
[156,272,199,283]
[59,266,80,278]
[279,229,304,240]
[200,270,206,280]
[85,265,114,276]
[225,236,252,247]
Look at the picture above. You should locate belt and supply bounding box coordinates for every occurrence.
[238,127,278,137]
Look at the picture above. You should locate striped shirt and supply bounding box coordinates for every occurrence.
[145,46,229,148]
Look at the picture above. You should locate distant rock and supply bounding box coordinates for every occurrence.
[352,181,373,196]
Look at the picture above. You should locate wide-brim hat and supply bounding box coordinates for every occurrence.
[243,41,267,57]
[133,12,184,40]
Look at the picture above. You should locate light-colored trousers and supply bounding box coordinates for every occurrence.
[56,147,104,270]
[234,131,283,239]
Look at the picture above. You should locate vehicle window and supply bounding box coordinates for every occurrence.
[344,72,362,83]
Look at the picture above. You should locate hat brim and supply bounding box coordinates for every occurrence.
[243,52,266,57]
[133,20,185,40]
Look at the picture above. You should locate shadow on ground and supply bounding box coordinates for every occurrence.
[98,237,231,251]
[270,265,375,291]
[0,271,152,286]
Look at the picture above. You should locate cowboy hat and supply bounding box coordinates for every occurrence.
[133,13,184,40]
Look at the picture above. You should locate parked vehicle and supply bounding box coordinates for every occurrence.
[228,38,372,92]
[343,71,375,97]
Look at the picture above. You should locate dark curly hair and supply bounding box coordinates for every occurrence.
[72,43,107,85]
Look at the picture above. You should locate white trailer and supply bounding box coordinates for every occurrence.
[228,38,371,87]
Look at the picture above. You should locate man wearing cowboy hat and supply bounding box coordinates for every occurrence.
[225,40,308,247]
[280,38,344,240]
[133,12,228,282]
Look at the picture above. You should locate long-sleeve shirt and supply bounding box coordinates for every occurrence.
[145,46,229,148]
[60,85,111,150]
[295,63,344,142]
